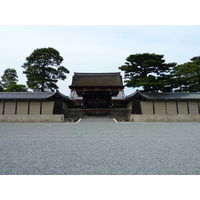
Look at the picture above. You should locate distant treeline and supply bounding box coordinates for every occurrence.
[119,53,200,92]
[1,50,200,93]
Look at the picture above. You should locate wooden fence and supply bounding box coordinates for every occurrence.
[64,108,131,121]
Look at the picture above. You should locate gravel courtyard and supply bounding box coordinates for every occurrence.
[0,118,200,175]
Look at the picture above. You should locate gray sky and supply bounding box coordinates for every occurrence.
[1,1,200,96]
[0,25,200,95]
[1,25,200,95]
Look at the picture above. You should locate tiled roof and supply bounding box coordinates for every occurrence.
[125,91,200,101]
[140,92,200,100]
[0,90,71,101]
[69,72,124,88]
[0,92,53,99]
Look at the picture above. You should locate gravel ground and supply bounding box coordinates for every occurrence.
[0,118,200,175]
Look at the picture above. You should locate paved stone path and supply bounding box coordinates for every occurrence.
[0,121,200,175]
[79,116,115,123]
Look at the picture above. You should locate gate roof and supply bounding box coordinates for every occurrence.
[69,72,124,89]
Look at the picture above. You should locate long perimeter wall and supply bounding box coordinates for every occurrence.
[140,100,200,115]
[0,101,54,115]
[130,100,200,122]
[0,100,65,122]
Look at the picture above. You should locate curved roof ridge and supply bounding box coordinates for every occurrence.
[74,72,121,76]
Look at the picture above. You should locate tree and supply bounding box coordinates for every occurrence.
[119,53,176,92]
[0,81,4,92]
[171,56,200,92]
[22,47,69,92]
[1,68,18,87]
[4,84,28,92]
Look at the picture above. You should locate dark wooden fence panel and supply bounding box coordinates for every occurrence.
[64,108,131,121]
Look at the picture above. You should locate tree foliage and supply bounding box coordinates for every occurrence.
[119,53,176,92]
[0,81,4,92]
[1,68,18,87]
[4,84,28,92]
[22,47,69,92]
[170,56,200,92]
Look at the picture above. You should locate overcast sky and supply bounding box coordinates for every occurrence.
[1,25,200,95]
